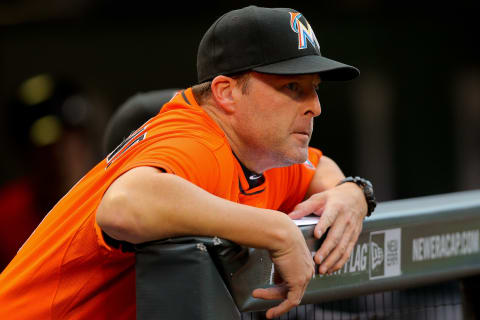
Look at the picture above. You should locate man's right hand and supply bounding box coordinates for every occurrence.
[251,223,314,319]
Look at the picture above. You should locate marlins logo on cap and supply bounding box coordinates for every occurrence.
[289,12,320,50]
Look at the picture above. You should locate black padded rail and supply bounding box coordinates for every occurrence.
[135,190,480,319]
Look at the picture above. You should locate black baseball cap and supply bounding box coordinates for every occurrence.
[197,6,360,83]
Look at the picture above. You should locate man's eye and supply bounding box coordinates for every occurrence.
[286,83,299,91]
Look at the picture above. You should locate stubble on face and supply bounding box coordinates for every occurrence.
[231,72,319,171]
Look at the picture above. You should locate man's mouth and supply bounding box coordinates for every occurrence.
[294,131,311,137]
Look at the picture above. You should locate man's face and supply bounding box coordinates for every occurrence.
[231,72,321,169]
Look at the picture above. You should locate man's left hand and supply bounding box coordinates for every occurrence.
[288,182,368,274]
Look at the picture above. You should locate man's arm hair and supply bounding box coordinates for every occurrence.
[97,166,315,319]
[97,166,293,250]
[305,155,346,197]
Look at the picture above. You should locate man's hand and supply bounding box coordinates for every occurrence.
[98,167,316,319]
[288,182,367,274]
[252,222,315,319]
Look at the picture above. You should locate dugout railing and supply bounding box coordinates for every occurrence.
[135,189,480,320]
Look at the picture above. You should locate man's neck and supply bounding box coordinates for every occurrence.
[200,103,273,173]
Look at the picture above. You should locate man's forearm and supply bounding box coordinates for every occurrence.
[305,155,346,198]
[96,166,295,250]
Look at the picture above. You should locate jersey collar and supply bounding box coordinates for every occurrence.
[233,152,265,190]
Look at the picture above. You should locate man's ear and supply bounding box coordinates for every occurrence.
[210,75,236,113]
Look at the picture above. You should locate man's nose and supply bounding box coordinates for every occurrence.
[304,91,321,117]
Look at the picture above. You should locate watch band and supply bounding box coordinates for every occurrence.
[337,176,377,216]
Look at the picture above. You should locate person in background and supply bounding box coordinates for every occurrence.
[103,89,179,155]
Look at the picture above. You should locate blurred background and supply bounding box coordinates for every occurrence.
[0,1,479,269]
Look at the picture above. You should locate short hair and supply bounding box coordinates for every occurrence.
[192,72,251,105]
[191,81,212,105]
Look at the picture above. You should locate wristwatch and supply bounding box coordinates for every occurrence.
[337,176,377,216]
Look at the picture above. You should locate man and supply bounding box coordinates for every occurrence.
[0,6,375,320]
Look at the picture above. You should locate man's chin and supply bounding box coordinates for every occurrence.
[284,148,309,166]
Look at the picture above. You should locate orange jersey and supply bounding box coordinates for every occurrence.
[0,88,322,319]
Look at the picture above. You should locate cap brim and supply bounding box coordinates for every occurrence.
[252,55,359,81]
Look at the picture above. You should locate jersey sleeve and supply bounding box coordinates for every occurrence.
[94,134,222,250]
[276,147,323,213]
[107,136,221,194]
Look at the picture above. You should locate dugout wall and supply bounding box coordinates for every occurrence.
[135,189,480,319]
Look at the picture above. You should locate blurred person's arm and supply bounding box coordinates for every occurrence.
[289,155,368,274]
[96,166,314,319]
